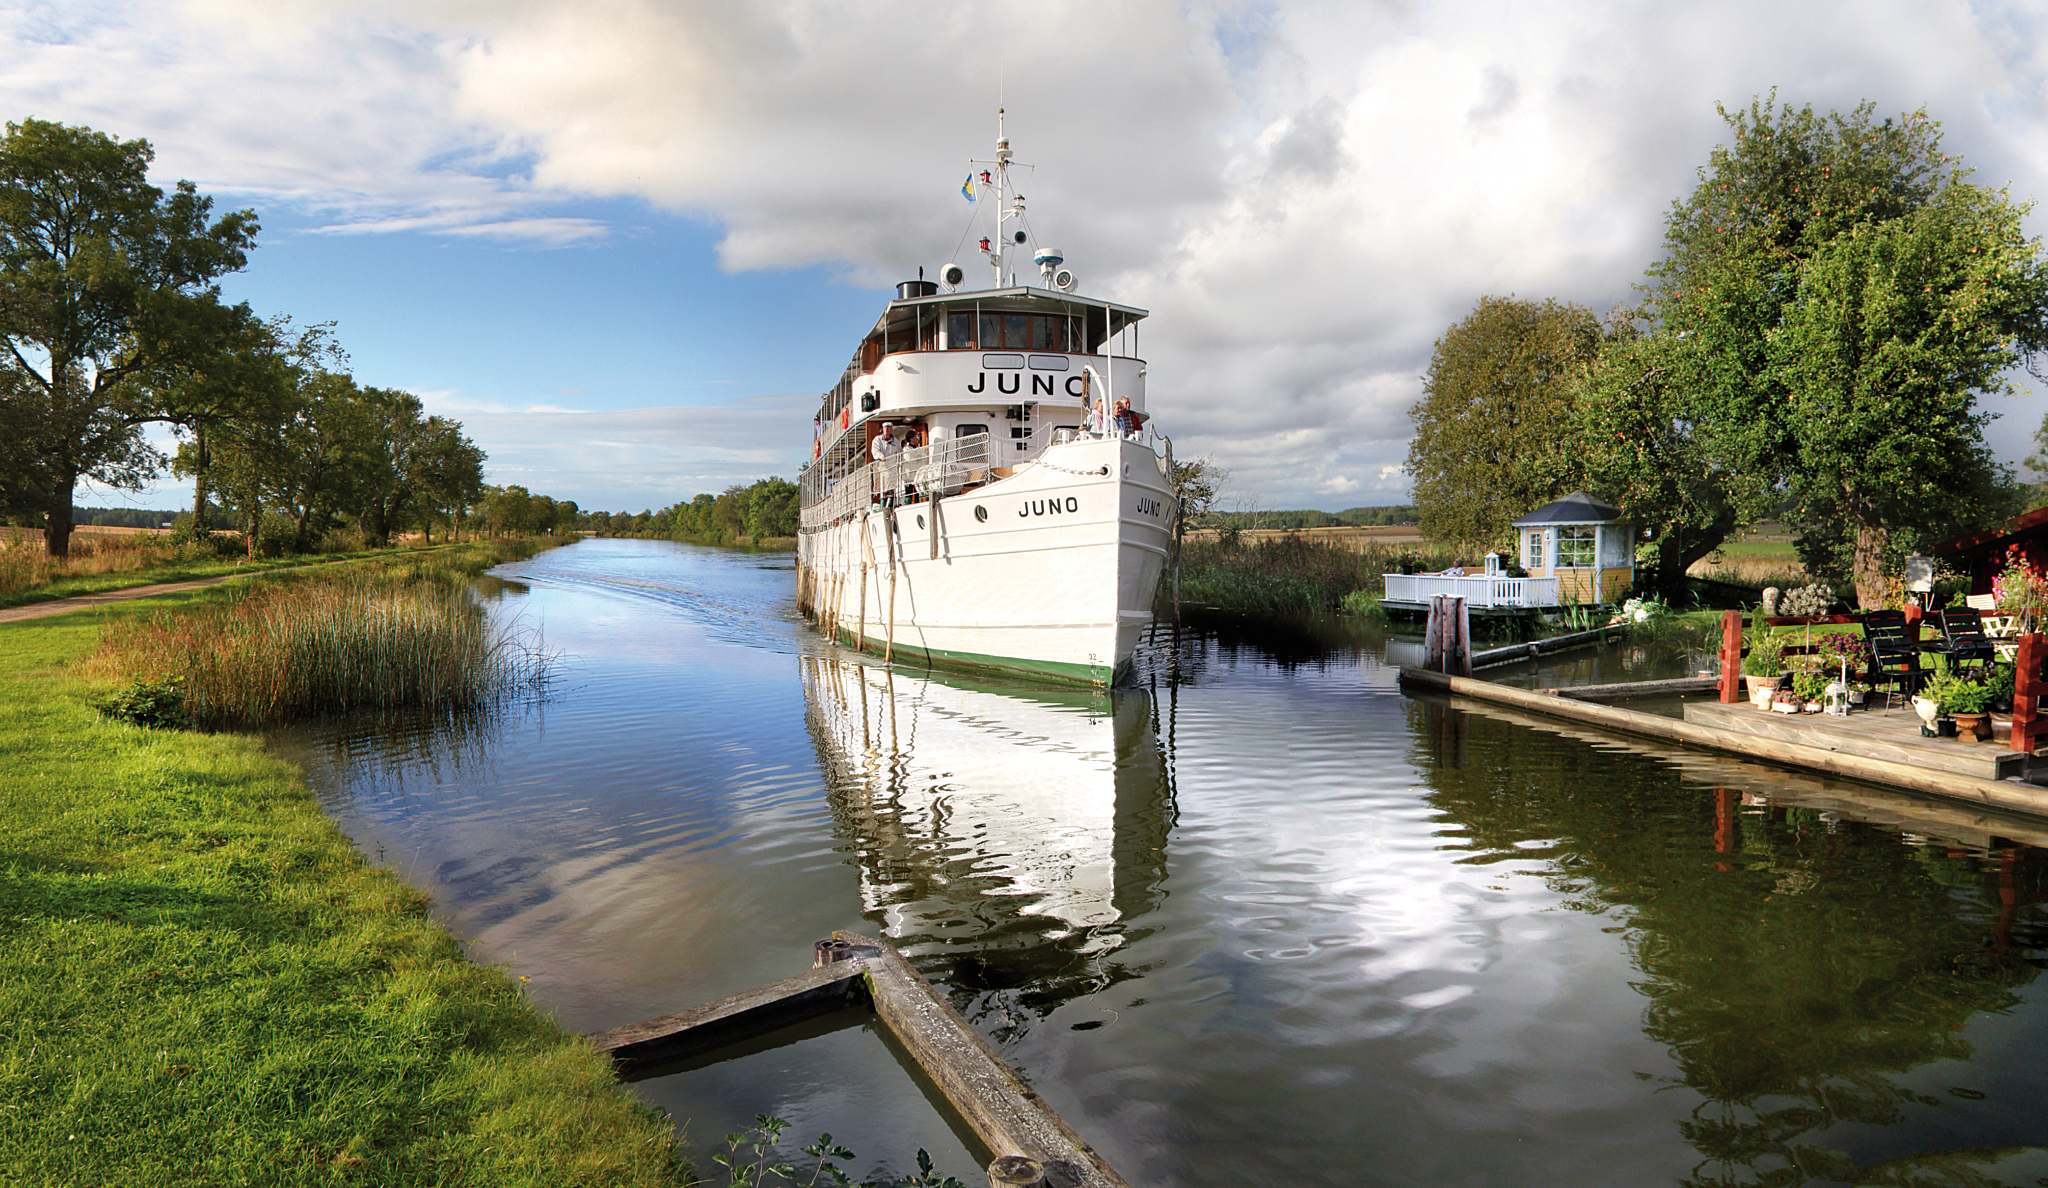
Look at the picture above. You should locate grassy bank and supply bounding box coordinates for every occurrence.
[0,546,681,1185]
[0,530,568,611]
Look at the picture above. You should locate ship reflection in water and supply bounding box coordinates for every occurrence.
[800,654,1172,1036]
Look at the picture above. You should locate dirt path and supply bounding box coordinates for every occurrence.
[0,574,242,625]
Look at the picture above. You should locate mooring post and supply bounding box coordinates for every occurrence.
[814,939,855,968]
[989,1156,1045,1187]
[1718,609,1743,704]
[2013,633,2045,754]
[1452,597,1472,677]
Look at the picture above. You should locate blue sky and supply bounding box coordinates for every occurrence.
[10,0,2048,515]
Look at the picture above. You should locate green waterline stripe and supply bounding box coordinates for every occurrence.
[822,622,1111,686]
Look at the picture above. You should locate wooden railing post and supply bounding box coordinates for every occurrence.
[2012,633,2045,754]
[1718,609,1742,704]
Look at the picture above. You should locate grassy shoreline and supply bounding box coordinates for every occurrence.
[0,537,555,612]
[0,541,682,1185]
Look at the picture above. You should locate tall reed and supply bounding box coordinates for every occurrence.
[1169,535,1458,618]
[91,558,551,729]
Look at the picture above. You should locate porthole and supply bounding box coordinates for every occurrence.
[974,505,988,523]
[916,514,926,529]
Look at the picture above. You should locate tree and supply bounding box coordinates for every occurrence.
[1405,296,1600,551]
[0,118,257,556]
[1771,182,2042,603]
[1575,314,1741,592]
[1617,96,2047,605]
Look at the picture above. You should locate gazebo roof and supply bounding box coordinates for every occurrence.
[1511,490,1623,528]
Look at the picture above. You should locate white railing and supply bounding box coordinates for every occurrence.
[1382,573,1562,608]
[800,435,994,532]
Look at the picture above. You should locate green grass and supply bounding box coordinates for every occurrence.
[0,555,682,1186]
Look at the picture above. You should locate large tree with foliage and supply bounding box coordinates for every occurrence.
[1405,296,1600,551]
[0,118,257,556]
[1589,95,2044,605]
[1771,180,2042,602]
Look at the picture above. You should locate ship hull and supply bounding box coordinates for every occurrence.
[798,437,1172,686]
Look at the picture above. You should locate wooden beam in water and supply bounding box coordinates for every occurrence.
[1545,676,1721,702]
[588,934,1132,1188]
[587,960,870,1074]
[829,931,1131,1188]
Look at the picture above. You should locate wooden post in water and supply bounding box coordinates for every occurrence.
[1423,598,1441,672]
[1453,597,1471,677]
[2013,633,2045,754]
[1718,609,1743,703]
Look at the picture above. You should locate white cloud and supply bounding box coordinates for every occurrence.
[9,0,2048,508]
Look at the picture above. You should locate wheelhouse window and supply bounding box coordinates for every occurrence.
[947,311,975,349]
[1556,526,1595,569]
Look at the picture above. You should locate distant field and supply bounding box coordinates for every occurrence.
[1688,537,1807,584]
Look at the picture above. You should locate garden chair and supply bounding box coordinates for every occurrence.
[1936,607,1996,677]
[1863,609,1932,709]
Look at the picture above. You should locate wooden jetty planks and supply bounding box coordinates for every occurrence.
[1684,700,2026,781]
[1447,695,2048,849]
[1399,666,2048,821]
[832,931,1132,1188]
[586,962,870,1073]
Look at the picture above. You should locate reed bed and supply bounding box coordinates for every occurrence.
[1169,535,1456,618]
[1686,551,1808,587]
[91,556,551,729]
[0,526,181,595]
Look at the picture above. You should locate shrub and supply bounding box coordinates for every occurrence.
[1779,582,1836,616]
[92,674,189,729]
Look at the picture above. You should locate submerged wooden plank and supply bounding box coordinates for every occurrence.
[1399,666,2048,821]
[1546,676,1721,701]
[587,962,870,1073]
[833,931,1132,1188]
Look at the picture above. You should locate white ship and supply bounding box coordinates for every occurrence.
[796,114,1173,687]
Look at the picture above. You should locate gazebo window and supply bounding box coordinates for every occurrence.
[1525,530,1545,571]
[1557,526,1596,569]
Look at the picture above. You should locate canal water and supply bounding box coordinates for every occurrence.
[273,538,2048,1187]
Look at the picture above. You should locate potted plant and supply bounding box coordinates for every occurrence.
[1742,623,1785,697]
[1846,681,1871,708]
[1985,663,2015,715]
[1936,676,1994,742]
[1793,671,1830,713]
[1771,688,1803,715]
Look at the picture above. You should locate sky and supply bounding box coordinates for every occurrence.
[7,0,2048,515]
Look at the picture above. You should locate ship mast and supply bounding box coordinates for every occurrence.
[971,109,1027,287]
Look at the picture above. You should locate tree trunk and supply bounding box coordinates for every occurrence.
[1652,523,1732,594]
[43,483,75,559]
[1852,515,1889,610]
[189,427,211,542]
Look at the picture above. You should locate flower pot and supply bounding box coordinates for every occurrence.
[1952,711,1991,742]
[1751,685,1776,710]
[1744,674,1781,694]
[1846,690,1867,707]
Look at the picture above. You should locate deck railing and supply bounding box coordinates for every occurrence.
[800,435,994,532]
[1382,573,1561,608]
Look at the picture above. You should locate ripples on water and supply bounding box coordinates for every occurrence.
[272,539,2048,1187]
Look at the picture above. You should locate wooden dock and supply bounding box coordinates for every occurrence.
[589,933,1129,1188]
[1398,667,2048,821]
[1683,700,2031,782]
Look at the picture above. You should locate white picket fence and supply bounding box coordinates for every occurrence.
[1382,573,1562,608]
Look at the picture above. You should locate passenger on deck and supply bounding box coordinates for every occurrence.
[1114,398,1140,438]
[871,423,901,462]
[1086,395,1112,437]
